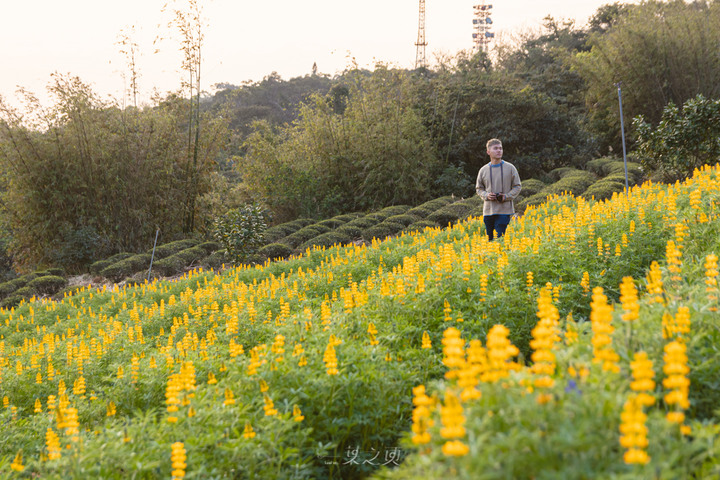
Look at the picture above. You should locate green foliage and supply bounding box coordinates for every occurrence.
[426,202,474,227]
[384,215,419,227]
[541,171,596,197]
[25,275,67,296]
[299,231,353,251]
[241,66,441,220]
[258,243,294,260]
[586,156,617,176]
[89,253,133,275]
[152,246,207,277]
[100,254,152,281]
[574,1,720,151]
[148,239,200,260]
[634,94,720,181]
[517,178,546,198]
[548,166,580,181]
[403,220,439,233]
[582,180,626,201]
[345,216,379,230]
[212,204,269,266]
[281,225,332,249]
[362,223,403,241]
[0,75,228,271]
[335,225,363,239]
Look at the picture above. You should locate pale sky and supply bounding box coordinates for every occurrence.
[2,0,632,107]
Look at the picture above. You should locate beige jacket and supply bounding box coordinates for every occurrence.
[475,161,522,215]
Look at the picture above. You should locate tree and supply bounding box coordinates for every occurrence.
[574,0,720,152]
[411,51,589,183]
[0,75,228,271]
[240,66,440,221]
[633,94,720,181]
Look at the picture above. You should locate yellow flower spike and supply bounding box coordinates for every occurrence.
[243,422,256,439]
[10,451,24,472]
[223,388,235,407]
[170,442,187,480]
[619,277,639,322]
[263,394,278,416]
[293,404,304,422]
[46,427,62,460]
[620,396,650,465]
[590,287,620,373]
[421,331,432,349]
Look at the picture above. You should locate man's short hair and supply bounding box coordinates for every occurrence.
[486,138,502,149]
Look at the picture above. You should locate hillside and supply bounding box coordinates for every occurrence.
[0,164,718,478]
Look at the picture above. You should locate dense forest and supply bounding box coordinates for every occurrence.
[1,0,719,274]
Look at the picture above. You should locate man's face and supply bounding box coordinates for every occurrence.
[487,143,503,160]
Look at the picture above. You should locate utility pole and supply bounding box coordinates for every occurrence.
[415,0,427,69]
[616,82,630,195]
[472,4,495,53]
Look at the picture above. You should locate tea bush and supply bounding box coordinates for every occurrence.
[147,239,199,260]
[25,275,67,295]
[258,243,295,260]
[100,253,152,281]
[582,180,626,200]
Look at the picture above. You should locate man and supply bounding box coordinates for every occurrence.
[475,138,522,241]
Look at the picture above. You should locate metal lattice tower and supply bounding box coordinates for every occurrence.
[472,4,495,53]
[415,0,427,69]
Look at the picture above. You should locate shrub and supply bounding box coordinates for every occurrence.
[287,218,315,229]
[605,161,644,184]
[518,178,547,198]
[26,275,67,295]
[100,254,152,281]
[89,259,114,275]
[362,223,403,241]
[405,205,435,219]
[201,250,226,270]
[147,239,199,259]
[316,218,346,229]
[541,171,596,197]
[0,294,23,308]
[265,224,298,244]
[258,243,294,260]
[151,256,188,277]
[335,225,363,239]
[516,192,552,212]
[582,180,626,201]
[330,213,363,223]
[13,286,35,298]
[299,231,353,251]
[384,214,420,227]
[213,204,269,265]
[457,195,484,207]
[548,167,580,181]
[197,241,221,254]
[403,220,439,233]
[586,156,616,176]
[378,205,412,216]
[344,216,378,229]
[281,225,332,248]
[427,202,475,227]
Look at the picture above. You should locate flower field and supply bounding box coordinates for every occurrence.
[2,165,720,479]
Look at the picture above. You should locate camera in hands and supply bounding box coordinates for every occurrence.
[495,193,505,202]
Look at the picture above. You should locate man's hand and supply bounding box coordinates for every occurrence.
[487,193,497,201]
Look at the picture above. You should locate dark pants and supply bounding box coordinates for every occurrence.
[484,214,511,241]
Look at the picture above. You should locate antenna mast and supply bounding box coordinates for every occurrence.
[472,3,495,53]
[415,0,427,69]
